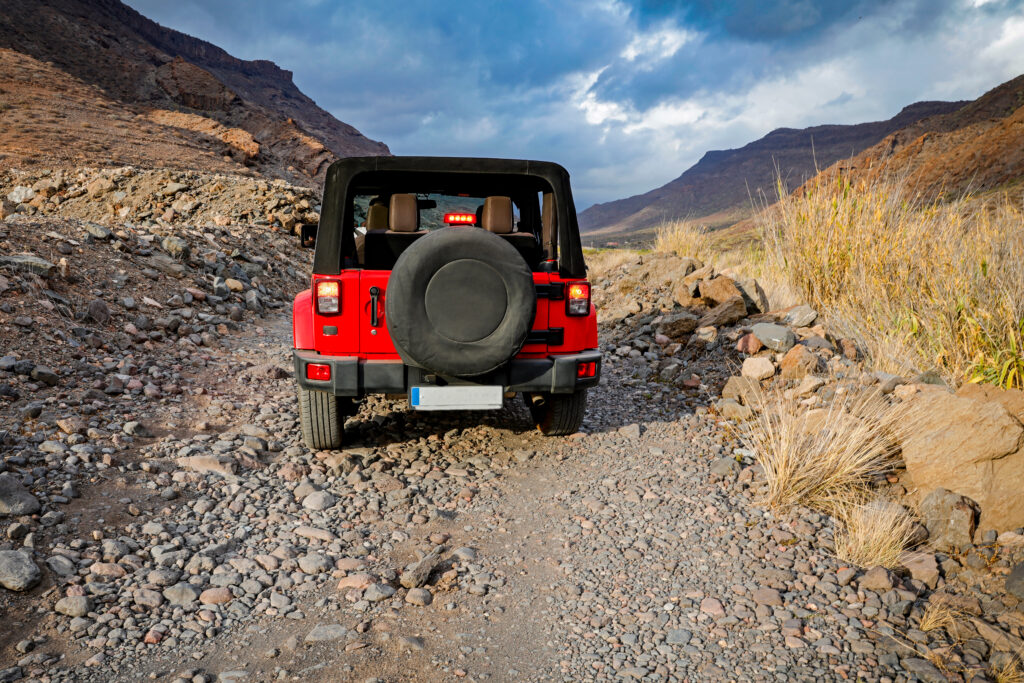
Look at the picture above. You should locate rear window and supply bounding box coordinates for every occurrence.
[353,193,522,232]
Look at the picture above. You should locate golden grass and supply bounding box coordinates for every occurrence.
[833,499,918,569]
[652,219,713,260]
[758,172,1024,388]
[738,387,903,513]
[918,596,962,635]
[994,658,1024,683]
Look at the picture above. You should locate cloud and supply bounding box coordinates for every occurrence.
[125,0,1024,208]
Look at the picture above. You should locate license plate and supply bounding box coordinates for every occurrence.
[410,385,503,410]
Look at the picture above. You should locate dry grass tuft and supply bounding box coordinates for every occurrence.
[833,499,918,569]
[652,219,713,260]
[918,596,962,635]
[994,658,1024,683]
[758,172,1024,388]
[739,387,903,513]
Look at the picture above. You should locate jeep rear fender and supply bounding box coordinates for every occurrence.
[292,289,314,349]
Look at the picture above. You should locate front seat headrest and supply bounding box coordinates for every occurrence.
[482,196,513,234]
[389,194,418,232]
[366,203,388,230]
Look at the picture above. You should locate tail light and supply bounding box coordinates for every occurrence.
[444,212,476,225]
[577,361,597,378]
[566,282,590,316]
[306,363,331,381]
[316,280,340,315]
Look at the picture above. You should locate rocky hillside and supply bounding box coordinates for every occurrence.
[579,101,964,240]
[809,74,1024,199]
[0,0,388,184]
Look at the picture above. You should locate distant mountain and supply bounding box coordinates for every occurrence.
[808,74,1024,199]
[579,100,965,237]
[0,0,388,183]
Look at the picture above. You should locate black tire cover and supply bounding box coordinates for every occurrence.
[385,228,536,377]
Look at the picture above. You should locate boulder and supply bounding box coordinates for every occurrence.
[0,254,55,277]
[1006,563,1024,600]
[0,550,41,591]
[741,357,775,381]
[919,488,979,549]
[859,566,895,592]
[721,376,760,406]
[751,323,795,352]
[0,474,41,516]
[736,333,762,354]
[736,278,770,314]
[956,383,1024,423]
[161,236,190,259]
[718,399,752,421]
[779,345,821,379]
[696,297,746,329]
[698,276,742,306]
[901,391,1024,530]
[899,551,940,589]
[783,305,818,327]
[656,312,699,340]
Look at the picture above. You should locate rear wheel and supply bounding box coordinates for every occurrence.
[297,386,346,450]
[525,390,587,436]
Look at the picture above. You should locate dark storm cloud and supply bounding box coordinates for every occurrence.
[125,0,1024,207]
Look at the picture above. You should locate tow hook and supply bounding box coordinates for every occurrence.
[369,286,380,327]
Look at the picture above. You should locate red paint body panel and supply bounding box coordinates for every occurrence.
[294,269,598,358]
[358,271,396,356]
[310,272,361,354]
[292,289,314,350]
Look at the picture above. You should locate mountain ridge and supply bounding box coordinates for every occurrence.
[579,99,966,238]
[0,0,387,184]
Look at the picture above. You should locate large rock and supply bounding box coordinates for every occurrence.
[0,254,55,277]
[0,474,41,516]
[656,312,699,340]
[736,278,770,314]
[698,276,742,306]
[956,383,1024,423]
[696,297,746,329]
[899,551,939,589]
[751,323,795,352]
[721,376,760,406]
[0,550,41,591]
[901,391,1024,530]
[919,488,979,549]
[779,345,821,379]
[1007,563,1024,600]
[741,357,775,381]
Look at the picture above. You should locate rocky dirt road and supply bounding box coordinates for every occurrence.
[2,195,1020,682]
[3,305,950,682]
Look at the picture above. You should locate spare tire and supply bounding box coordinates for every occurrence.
[385,228,536,377]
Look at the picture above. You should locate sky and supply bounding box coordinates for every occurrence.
[124,0,1024,209]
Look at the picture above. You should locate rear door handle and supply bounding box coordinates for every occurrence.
[369,286,380,327]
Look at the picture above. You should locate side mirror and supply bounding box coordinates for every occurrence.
[300,224,317,248]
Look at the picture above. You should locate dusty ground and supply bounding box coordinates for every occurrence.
[2,200,1023,682]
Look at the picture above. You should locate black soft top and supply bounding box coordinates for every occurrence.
[313,156,587,278]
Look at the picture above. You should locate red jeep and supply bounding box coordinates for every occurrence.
[292,157,600,449]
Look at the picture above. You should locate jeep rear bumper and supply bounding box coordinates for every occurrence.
[293,350,601,397]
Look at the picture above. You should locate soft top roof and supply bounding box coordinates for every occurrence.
[313,156,586,278]
[326,155,572,176]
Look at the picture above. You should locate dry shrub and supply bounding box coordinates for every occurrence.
[758,172,1024,388]
[833,499,917,568]
[739,387,902,513]
[918,595,963,635]
[740,386,919,566]
[652,219,712,260]
[994,658,1024,683]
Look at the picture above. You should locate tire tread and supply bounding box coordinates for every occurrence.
[531,390,587,436]
[298,386,343,450]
